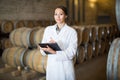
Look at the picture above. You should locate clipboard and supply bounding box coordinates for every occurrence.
[39,43,61,54]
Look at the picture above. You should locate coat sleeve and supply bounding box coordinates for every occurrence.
[55,30,78,61]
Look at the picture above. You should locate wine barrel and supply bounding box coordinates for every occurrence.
[106,24,113,39]
[100,40,106,55]
[91,42,96,57]
[107,38,120,80]
[34,20,42,27]
[92,40,105,56]
[72,26,82,46]
[10,27,32,48]
[77,26,90,44]
[30,27,45,47]
[114,25,120,38]
[104,39,110,54]
[110,24,117,39]
[76,46,85,63]
[2,47,27,68]
[81,26,90,44]
[101,25,107,40]
[85,43,93,60]
[1,21,14,33]
[116,0,120,31]
[29,27,41,47]
[21,28,32,47]
[94,41,99,56]
[112,24,116,37]
[96,25,107,41]
[94,40,106,56]
[89,25,97,42]
[78,43,93,61]
[14,20,25,29]
[1,38,13,49]
[26,20,35,28]
[24,49,47,73]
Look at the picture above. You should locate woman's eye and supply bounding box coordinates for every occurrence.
[54,13,64,16]
[60,14,63,15]
[54,14,57,15]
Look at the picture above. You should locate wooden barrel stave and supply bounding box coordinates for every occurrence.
[91,42,96,57]
[2,47,27,68]
[25,49,47,73]
[9,29,16,46]
[10,27,26,46]
[100,40,106,55]
[21,28,32,47]
[33,28,45,47]
[2,47,47,73]
[98,26,104,40]
[14,47,27,67]
[116,0,120,31]
[94,41,100,56]
[2,48,10,64]
[10,27,32,47]
[77,46,85,63]
[83,43,93,60]
[29,27,42,47]
[90,25,97,42]
[72,26,82,46]
[26,20,35,28]
[30,28,39,47]
[81,27,90,44]
[14,20,25,29]
[107,38,120,80]
[1,38,13,49]
[104,39,110,53]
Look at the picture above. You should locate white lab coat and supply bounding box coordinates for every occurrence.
[40,24,78,80]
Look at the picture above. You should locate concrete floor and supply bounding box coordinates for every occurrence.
[75,54,107,80]
[0,54,107,80]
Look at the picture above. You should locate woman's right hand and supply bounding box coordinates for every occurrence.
[49,37,55,43]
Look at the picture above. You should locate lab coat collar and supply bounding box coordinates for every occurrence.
[54,23,68,30]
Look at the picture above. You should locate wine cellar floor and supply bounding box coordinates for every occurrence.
[75,54,107,80]
[0,54,107,80]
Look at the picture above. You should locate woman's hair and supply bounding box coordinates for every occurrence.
[55,6,68,15]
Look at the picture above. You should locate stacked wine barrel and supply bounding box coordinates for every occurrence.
[1,26,48,73]
[9,27,45,48]
[0,21,14,53]
[73,24,120,64]
[1,20,120,74]
[2,47,47,73]
[0,20,51,74]
[0,20,55,55]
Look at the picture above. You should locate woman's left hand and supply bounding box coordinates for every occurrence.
[41,45,56,54]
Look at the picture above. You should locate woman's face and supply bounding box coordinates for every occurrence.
[54,8,67,24]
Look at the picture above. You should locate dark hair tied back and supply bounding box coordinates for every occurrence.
[56,6,68,15]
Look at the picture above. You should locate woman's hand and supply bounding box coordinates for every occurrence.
[41,45,56,54]
[39,37,56,54]
[49,37,55,43]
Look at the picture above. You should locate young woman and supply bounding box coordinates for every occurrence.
[39,6,78,80]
